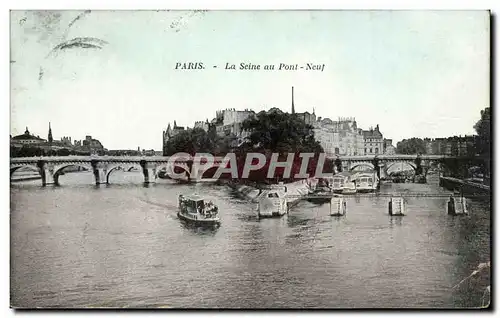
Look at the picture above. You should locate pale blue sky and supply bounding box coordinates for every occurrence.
[10,10,489,150]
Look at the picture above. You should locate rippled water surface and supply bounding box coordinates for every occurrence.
[10,172,490,308]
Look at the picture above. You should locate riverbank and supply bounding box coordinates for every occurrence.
[11,175,42,182]
[11,169,89,183]
[223,179,316,207]
[439,176,490,198]
[11,171,41,182]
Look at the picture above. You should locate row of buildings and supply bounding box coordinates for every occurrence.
[163,87,396,156]
[11,123,106,154]
[422,136,476,157]
[11,123,162,157]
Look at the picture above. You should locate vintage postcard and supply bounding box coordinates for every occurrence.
[10,10,491,309]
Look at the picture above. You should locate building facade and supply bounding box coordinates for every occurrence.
[423,136,475,156]
[363,125,384,155]
[313,117,364,156]
[11,123,105,155]
[214,108,255,139]
[194,120,211,131]
[383,139,396,155]
[11,127,46,147]
[162,121,187,155]
[296,110,317,126]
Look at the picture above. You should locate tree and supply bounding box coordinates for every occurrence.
[240,110,323,153]
[11,146,44,157]
[414,155,423,175]
[56,148,71,156]
[473,107,490,156]
[235,111,330,183]
[396,138,427,155]
[164,128,216,156]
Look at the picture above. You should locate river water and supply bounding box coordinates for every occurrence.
[10,172,490,308]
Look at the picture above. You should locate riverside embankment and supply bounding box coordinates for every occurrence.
[223,178,317,208]
[439,176,490,198]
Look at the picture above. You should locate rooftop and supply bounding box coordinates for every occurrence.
[12,131,46,141]
[363,129,383,139]
[181,194,207,202]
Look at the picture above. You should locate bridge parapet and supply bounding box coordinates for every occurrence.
[10,155,226,164]
[331,154,448,161]
[10,156,226,186]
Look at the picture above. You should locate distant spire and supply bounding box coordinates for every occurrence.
[313,107,315,115]
[174,120,177,128]
[291,86,295,114]
[25,126,29,135]
[48,122,53,143]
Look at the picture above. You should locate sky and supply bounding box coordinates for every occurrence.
[10,10,490,150]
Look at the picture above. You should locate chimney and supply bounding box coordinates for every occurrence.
[291,86,295,114]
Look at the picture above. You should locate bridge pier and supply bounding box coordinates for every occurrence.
[141,161,156,184]
[342,161,351,172]
[37,160,55,186]
[91,160,108,185]
[379,164,387,179]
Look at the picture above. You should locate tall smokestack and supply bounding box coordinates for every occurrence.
[291,86,295,114]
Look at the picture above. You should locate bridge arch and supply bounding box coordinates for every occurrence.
[202,166,220,179]
[350,162,375,171]
[106,163,143,184]
[10,164,39,177]
[385,161,417,172]
[155,162,190,178]
[53,163,93,185]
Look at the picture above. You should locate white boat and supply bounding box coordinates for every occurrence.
[330,195,347,216]
[178,194,221,226]
[388,197,406,216]
[447,195,468,215]
[332,173,349,193]
[342,181,357,194]
[354,171,379,193]
[307,178,333,204]
[258,187,288,218]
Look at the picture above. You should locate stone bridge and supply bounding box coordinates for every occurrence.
[11,154,464,186]
[10,156,226,186]
[331,154,448,178]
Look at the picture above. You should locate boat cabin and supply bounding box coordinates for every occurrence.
[354,171,379,192]
[332,172,352,192]
[258,189,288,217]
[179,194,217,215]
[178,194,220,225]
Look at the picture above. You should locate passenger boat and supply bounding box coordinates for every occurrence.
[257,186,288,218]
[342,181,357,194]
[332,172,350,193]
[307,178,333,204]
[353,171,378,193]
[178,194,220,226]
